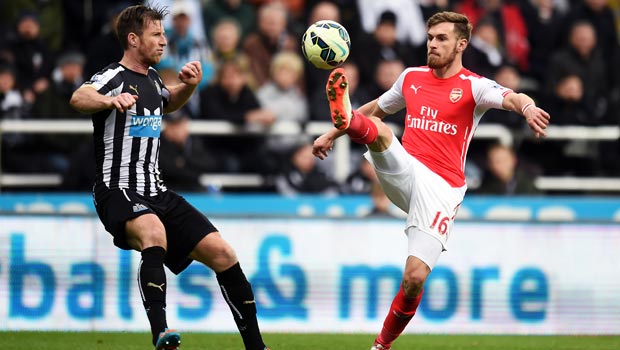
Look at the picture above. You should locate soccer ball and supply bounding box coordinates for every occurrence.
[301,20,351,70]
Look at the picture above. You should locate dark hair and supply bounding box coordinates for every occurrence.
[115,4,167,49]
[427,11,472,42]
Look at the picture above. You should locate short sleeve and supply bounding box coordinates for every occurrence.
[470,76,513,111]
[83,65,123,96]
[377,69,408,115]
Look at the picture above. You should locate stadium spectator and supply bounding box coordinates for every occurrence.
[0,62,28,173]
[353,10,422,88]
[257,51,309,161]
[83,3,126,79]
[208,18,257,91]
[519,0,565,83]
[365,182,406,218]
[455,0,530,72]
[62,0,130,53]
[545,20,610,125]
[275,142,340,195]
[210,18,244,65]
[202,0,257,41]
[0,60,63,174]
[342,157,377,194]
[476,143,540,195]
[157,1,215,116]
[559,0,620,61]
[31,51,85,119]
[356,0,427,49]
[9,11,52,105]
[305,0,341,25]
[0,62,23,121]
[69,5,270,350]
[248,0,306,23]
[480,64,539,129]
[312,12,550,350]
[418,0,452,20]
[462,19,506,78]
[367,59,407,126]
[310,60,372,121]
[543,73,589,125]
[199,57,276,173]
[302,1,343,97]
[1,1,65,54]
[242,2,297,89]
[30,51,89,173]
[159,108,220,192]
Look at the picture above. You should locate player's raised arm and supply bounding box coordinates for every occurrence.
[70,85,138,114]
[503,92,551,138]
[164,61,202,114]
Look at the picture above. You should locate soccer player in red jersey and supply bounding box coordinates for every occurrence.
[313,11,550,350]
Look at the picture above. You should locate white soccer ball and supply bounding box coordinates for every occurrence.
[301,20,351,70]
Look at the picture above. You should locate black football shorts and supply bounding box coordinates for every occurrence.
[93,186,218,274]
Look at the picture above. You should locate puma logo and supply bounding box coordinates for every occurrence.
[129,84,139,95]
[147,282,165,292]
[410,85,422,94]
[243,300,256,305]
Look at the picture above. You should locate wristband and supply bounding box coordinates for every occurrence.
[521,103,533,114]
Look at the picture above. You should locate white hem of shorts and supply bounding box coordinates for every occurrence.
[406,225,445,270]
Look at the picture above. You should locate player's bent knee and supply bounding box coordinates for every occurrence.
[191,232,239,271]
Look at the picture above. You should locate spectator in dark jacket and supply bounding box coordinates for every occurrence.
[159,108,219,192]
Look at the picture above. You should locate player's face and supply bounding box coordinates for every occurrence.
[426,22,461,69]
[136,20,167,66]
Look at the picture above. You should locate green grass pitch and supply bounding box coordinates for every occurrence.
[4,332,620,350]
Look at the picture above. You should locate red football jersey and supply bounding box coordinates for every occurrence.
[378,67,512,187]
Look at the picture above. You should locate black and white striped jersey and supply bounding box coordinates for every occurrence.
[85,63,170,196]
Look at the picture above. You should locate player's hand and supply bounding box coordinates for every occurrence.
[312,133,335,160]
[178,61,202,86]
[524,106,551,138]
[110,92,138,113]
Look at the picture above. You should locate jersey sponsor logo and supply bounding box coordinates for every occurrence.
[449,88,463,103]
[132,203,149,212]
[130,115,162,136]
[406,105,458,135]
[129,115,162,138]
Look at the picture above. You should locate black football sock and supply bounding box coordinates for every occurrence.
[139,246,168,346]
[216,262,266,350]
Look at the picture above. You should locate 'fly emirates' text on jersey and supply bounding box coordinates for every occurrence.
[378,67,512,187]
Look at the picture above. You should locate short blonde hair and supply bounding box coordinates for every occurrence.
[270,51,304,76]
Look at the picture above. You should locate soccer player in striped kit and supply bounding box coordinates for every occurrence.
[70,5,269,350]
[313,11,550,350]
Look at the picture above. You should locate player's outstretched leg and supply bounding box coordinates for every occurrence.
[326,68,378,144]
[326,67,352,130]
[155,329,181,350]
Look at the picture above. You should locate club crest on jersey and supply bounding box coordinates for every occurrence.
[449,88,463,103]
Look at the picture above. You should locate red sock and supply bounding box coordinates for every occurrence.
[346,110,378,144]
[376,286,424,348]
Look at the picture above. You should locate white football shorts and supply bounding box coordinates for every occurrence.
[364,134,467,268]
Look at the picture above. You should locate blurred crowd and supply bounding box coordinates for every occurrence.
[1,0,620,195]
